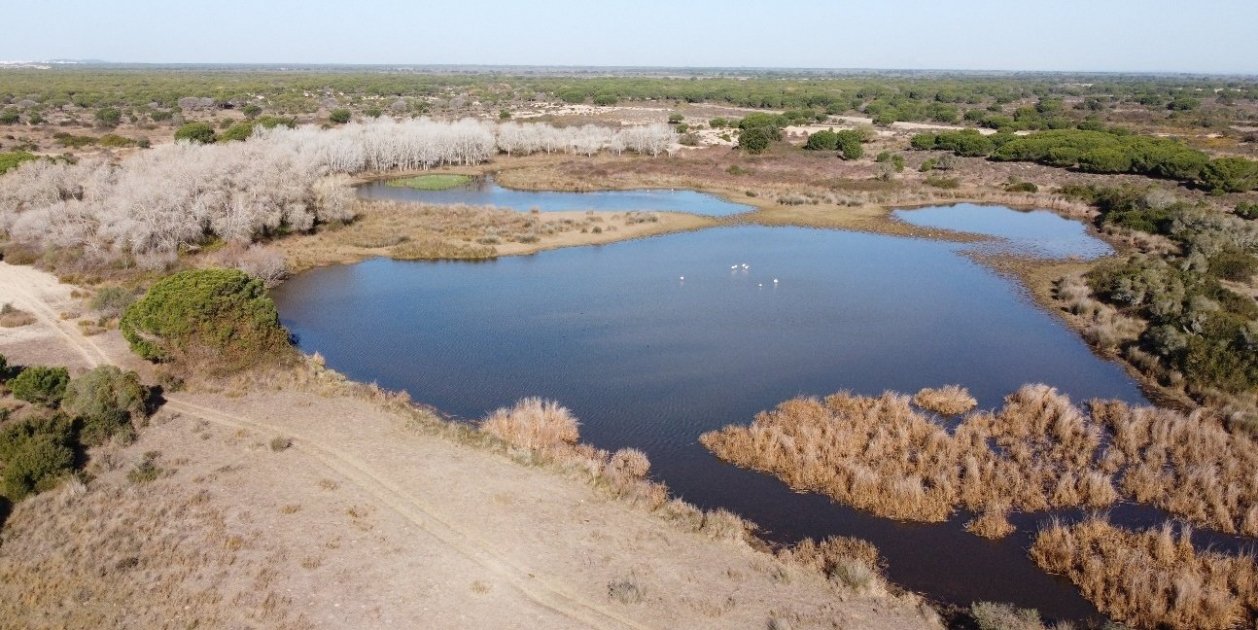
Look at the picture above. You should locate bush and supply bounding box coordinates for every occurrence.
[1209,249,1258,281]
[61,366,147,446]
[0,109,19,124]
[174,122,216,144]
[835,130,864,160]
[9,367,70,407]
[0,415,76,501]
[0,150,37,175]
[94,107,122,129]
[242,103,262,118]
[1200,157,1258,193]
[738,127,774,154]
[1237,202,1258,220]
[804,129,838,151]
[329,109,351,124]
[120,268,290,372]
[89,286,137,318]
[218,121,255,143]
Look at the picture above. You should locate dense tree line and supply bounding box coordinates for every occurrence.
[911,129,1258,193]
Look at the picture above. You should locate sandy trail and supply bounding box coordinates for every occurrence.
[0,262,937,629]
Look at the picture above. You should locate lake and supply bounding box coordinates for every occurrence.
[274,213,1154,622]
[356,176,755,216]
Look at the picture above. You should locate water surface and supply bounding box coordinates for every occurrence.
[275,224,1150,622]
[357,176,754,216]
[894,203,1112,260]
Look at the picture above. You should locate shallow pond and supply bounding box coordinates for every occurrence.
[894,203,1112,260]
[275,218,1160,622]
[357,176,754,216]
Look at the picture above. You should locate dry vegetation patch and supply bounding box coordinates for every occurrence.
[912,385,977,416]
[700,385,1119,532]
[1094,401,1258,536]
[274,199,706,271]
[1031,516,1258,629]
[0,477,305,629]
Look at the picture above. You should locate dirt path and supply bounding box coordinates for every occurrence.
[0,262,939,629]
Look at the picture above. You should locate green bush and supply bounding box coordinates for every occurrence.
[0,150,36,175]
[0,109,20,124]
[9,367,70,407]
[0,415,76,501]
[1209,249,1258,281]
[242,103,262,118]
[804,129,838,151]
[329,109,351,124]
[1199,157,1258,193]
[62,366,148,446]
[0,353,7,381]
[835,130,864,160]
[90,286,137,318]
[120,268,290,372]
[738,127,774,154]
[1236,202,1258,220]
[174,122,216,144]
[218,121,255,142]
[94,107,122,128]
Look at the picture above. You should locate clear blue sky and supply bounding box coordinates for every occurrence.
[3,0,1256,74]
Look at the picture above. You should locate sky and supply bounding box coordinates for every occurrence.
[2,0,1256,74]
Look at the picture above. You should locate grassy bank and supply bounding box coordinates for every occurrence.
[385,173,474,190]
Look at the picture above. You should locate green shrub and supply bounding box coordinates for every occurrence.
[174,122,216,144]
[90,286,137,318]
[9,367,70,407]
[1005,181,1039,193]
[218,121,255,142]
[62,366,148,446]
[1200,157,1258,193]
[925,176,960,189]
[804,129,839,151]
[0,415,76,501]
[328,109,351,124]
[0,109,19,124]
[1209,249,1258,281]
[835,130,864,160]
[242,103,262,118]
[738,127,774,154]
[1237,202,1258,220]
[120,268,290,372]
[94,107,122,128]
[0,150,36,175]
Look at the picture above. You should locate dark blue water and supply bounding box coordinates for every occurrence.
[894,203,1113,260]
[357,176,754,216]
[274,224,1154,622]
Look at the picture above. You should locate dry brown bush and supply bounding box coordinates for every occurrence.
[0,305,36,327]
[965,503,1016,539]
[1093,401,1258,536]
[480,397,580,451]
[1031,516,1258,629]
[912,385,977,416]
[700,384,1116,527]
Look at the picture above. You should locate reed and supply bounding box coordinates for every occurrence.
[1030,516,1258,629]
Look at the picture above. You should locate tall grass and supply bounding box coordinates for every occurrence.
[1031,516,1258,629]
[700,385,1117,530]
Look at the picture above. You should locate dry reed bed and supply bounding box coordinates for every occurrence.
[1093,400,1258,537]
[1031,516,1258,629]
[700,385,1117,530]
[702,383,1258,539]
